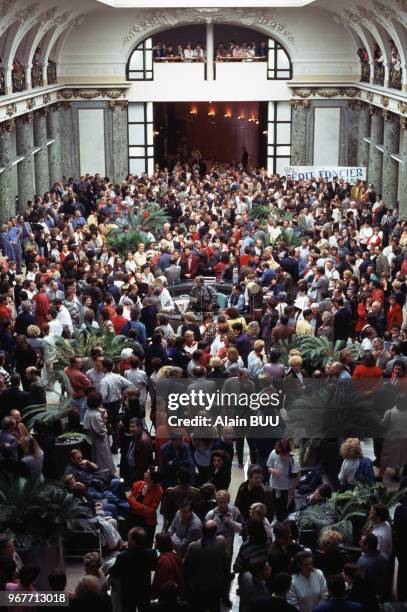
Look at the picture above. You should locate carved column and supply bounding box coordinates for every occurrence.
[398,117,407,220]
[368,108,383,192]
[110,101,129,183]
[355,102,370,169]
[33,109,49,196]
[290,100,309,165]
[59,102,73,179]
[16,114,34,212]
[382,111,399,206]
[47,104,62,185]
[0,120,16,219]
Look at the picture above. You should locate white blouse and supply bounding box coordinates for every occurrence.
[287,569,328,612]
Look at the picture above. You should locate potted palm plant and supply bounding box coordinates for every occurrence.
[297,483,406,545]
[0,474,93,589]
[107,204,170,256]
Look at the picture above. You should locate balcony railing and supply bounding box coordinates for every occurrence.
[373,61,385,86]
[47,61,57,85]
[360,60,370,83]
[12,65,26,93]
[31,63,43,88]
[153,55,267,63]
[390,64,402,91]
[0,67,5,95]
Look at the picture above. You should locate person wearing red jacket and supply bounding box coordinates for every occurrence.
[151,533,185,599]
[386,294,403,332]
[128,467,163,546]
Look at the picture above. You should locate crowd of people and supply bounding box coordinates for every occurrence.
[153,40,268,62]
[0,160,407,611]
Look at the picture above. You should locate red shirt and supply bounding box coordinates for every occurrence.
[64,367,91,398]
[128,480,163,526]
[111,315,128,335]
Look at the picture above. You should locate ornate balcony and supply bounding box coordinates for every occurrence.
[0,68,5,95]
[12,65,26,93]
[389,64,402,91]
[360,60,370,83]
[373,61,385,86]
[31,63,43,88]
[47,61,57,85]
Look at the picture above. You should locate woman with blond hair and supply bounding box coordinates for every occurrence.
[285,354,305,388]
[224,345,243,372]
[338,438,374,490]
[247,339,266,380]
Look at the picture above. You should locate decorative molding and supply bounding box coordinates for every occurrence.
[383,109,393,122]
[123,8,294,44]
[60,101,71,110]
[15,3,39,21]
[21,113,33,124]
[43,94,51,105]
[108,100,129,109]
[0,119,15,134]
[57,88,127,100]
[400,117,407,130]
[290,99,310,109]
[292,87,358,99]
[380,95,389,108]
[0,0,13,19]
[369,105,376,116]
[26,99,35,111]
[37,6,58,26]
[36,107,49,118]
[54,10,73,27]
[397,101,407,115]
[5,104,16,117]
[366,92,374,103]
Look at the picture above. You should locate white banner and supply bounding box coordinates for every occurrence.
[283,166,367,183]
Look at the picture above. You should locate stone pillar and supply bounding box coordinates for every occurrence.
[290,100,309,165]
[16,114,34,213]
[206,21,214,81]
[382,111,399,206]
[384,62,390,88]
[398,117,407,220]
[357,103,370,168]
[402,64,407,93]
[59,102,73,180]
[347,101,359,166]
[368,108,383,192]
[47,104,62,185]
[111,101,129,183]
[33,109,49,196]
[0,120,16,219]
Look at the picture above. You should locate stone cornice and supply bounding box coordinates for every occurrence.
[0,85,129,124]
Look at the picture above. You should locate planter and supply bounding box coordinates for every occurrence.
[55,435,90,476]
[17,539,64,591]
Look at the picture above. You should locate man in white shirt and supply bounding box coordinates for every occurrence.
[100,357,132,453]
[54,299,73,335]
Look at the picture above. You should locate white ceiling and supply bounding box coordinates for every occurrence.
[94,0,316,6]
